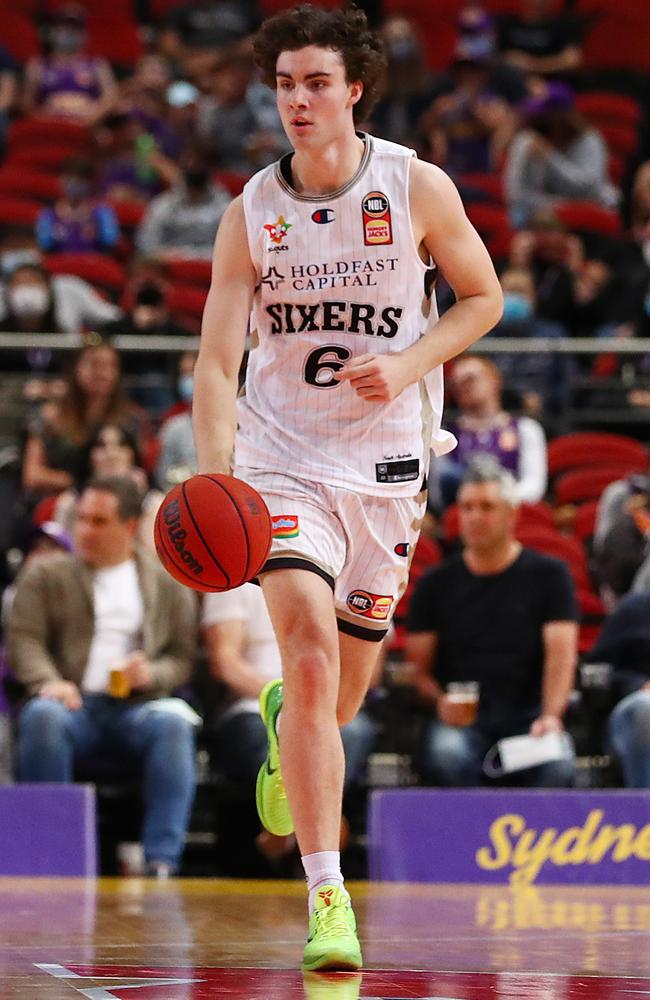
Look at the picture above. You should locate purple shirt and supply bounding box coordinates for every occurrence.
[37,56,102,119]
[447,413,521,473]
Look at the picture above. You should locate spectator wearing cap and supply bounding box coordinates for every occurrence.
[36,158,120,256]
[496,0,584,78]
[454,4,528,106]
[505,83,618,229]
[23,4,117,126]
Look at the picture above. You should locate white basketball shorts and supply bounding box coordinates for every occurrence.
[236,467,426,642]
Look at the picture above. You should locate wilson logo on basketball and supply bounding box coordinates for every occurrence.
[162,499,204,575]
[347,590,394,620]
[271,515,299,538]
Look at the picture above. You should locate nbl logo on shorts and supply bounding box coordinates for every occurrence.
[362,191,392,247]
[347,590,393,621]
[271,515,299,539]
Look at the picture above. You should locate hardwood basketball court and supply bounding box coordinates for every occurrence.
[3,878,650,998]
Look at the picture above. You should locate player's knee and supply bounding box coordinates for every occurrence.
[284,648,334,705]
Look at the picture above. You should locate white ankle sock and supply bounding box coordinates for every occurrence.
[302,851,345,914]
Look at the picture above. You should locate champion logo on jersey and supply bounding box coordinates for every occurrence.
[264,215,292,245]
[271,514,299,538]
[347,590,393,621]
[362,190,393,246]
[394,542,410,557]
[311,208,335,224]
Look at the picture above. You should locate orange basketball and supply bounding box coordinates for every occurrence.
[154,474,272,592]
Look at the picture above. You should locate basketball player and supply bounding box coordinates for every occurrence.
[193,4,503,971]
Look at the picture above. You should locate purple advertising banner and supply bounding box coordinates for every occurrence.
[0,784,96,876]
[369,789,650,885]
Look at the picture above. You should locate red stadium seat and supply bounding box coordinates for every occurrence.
[458,173,505,205]
[43,253,126,295]
[515,525,591,591]
[167,285,207,329]
[548,432,648,477]
[0,13,41,62]
[575,92,642,129]
[0,170,61,202]
[106,199,146,232]
[518,501,556,530]
[554,201,622,237]
[466,203,510,235]
[0,198,42,227]
[6,144,85,173]
[166,258,212,289]
[214,171,250,197]
[9,118,89,149]
[597,123,639,161]
[554,465,640,506]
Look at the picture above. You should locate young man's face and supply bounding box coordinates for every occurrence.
[275,45,362,148]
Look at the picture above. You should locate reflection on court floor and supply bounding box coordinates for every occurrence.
[2,879,650,998]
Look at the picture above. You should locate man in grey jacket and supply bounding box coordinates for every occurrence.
[7,475,199,876]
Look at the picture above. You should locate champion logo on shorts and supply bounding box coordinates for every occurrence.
[271,514,299,538]
[347,590,394,621]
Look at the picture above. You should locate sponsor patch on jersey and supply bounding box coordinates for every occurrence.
[376,458,420,484]
[394,542,410,557]
[264,215,292,246]
[311,208,335,224]
[362,191,392,246]
[347,590,394,620]
[271,514,299,538]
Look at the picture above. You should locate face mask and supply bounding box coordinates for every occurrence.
[184,168,209,190]
[387,37,419,61]
[644,297,650,318]
[502,292,533,324]
[63,178,91,201]
[0,250,40,277]
[52,27,83,53]
[9,285,49,317]
[177,374,194,402]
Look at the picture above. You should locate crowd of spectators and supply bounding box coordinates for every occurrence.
[0,0,649,876]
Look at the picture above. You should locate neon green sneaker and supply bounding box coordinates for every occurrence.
[302,885,363,972]
[302,971,362,999]
[255,679,294,837]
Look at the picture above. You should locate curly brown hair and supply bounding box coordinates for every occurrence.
[253,3,387,124]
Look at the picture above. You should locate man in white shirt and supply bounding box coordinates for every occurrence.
[7,476,199,877]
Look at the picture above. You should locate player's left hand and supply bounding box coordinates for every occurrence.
[338,353,413,403]
[529,715,563,737]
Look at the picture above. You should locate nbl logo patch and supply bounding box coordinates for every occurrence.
[362,190,392,246]
[271,515,299,539]
[347,590,394,621]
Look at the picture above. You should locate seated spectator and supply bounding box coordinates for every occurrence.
[487,265,572,416]
[434,353,547,508]
[201,582,379,863]
[454,4,527,106]
[136,145,231,260]
[593,471,650,610]
[22,4,117,125]
[95,111,180,204]
[102,278,193,414]
[407,458,578,788]
[509,210,580,325]
[159,0,260,77]
[50,423,164,552]
[421,41,516,175]
[156,353,198,489]
[496,0,584,77]
[21,343,150,505]
[0,44,17,158]
[0,260,121,344]
[586,590,650,787]
[197,46,288,173]
[505,83,618,229]
[371,16,440,147]
[36,158,119,256]
[7,476,199,876]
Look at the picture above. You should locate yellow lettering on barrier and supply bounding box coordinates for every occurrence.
[475,810,650,884]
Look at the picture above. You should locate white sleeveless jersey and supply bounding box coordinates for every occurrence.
[236,132,456,497]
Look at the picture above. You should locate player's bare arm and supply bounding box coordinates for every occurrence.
[339,160,503,402]
[193,196,257,475]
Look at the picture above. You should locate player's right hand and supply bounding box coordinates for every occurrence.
[39,680,82,711]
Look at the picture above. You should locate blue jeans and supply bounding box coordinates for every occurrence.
[608,689,650,788]
[208,708,379,793]
[17,694,197,868]
[419,720,576,788]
